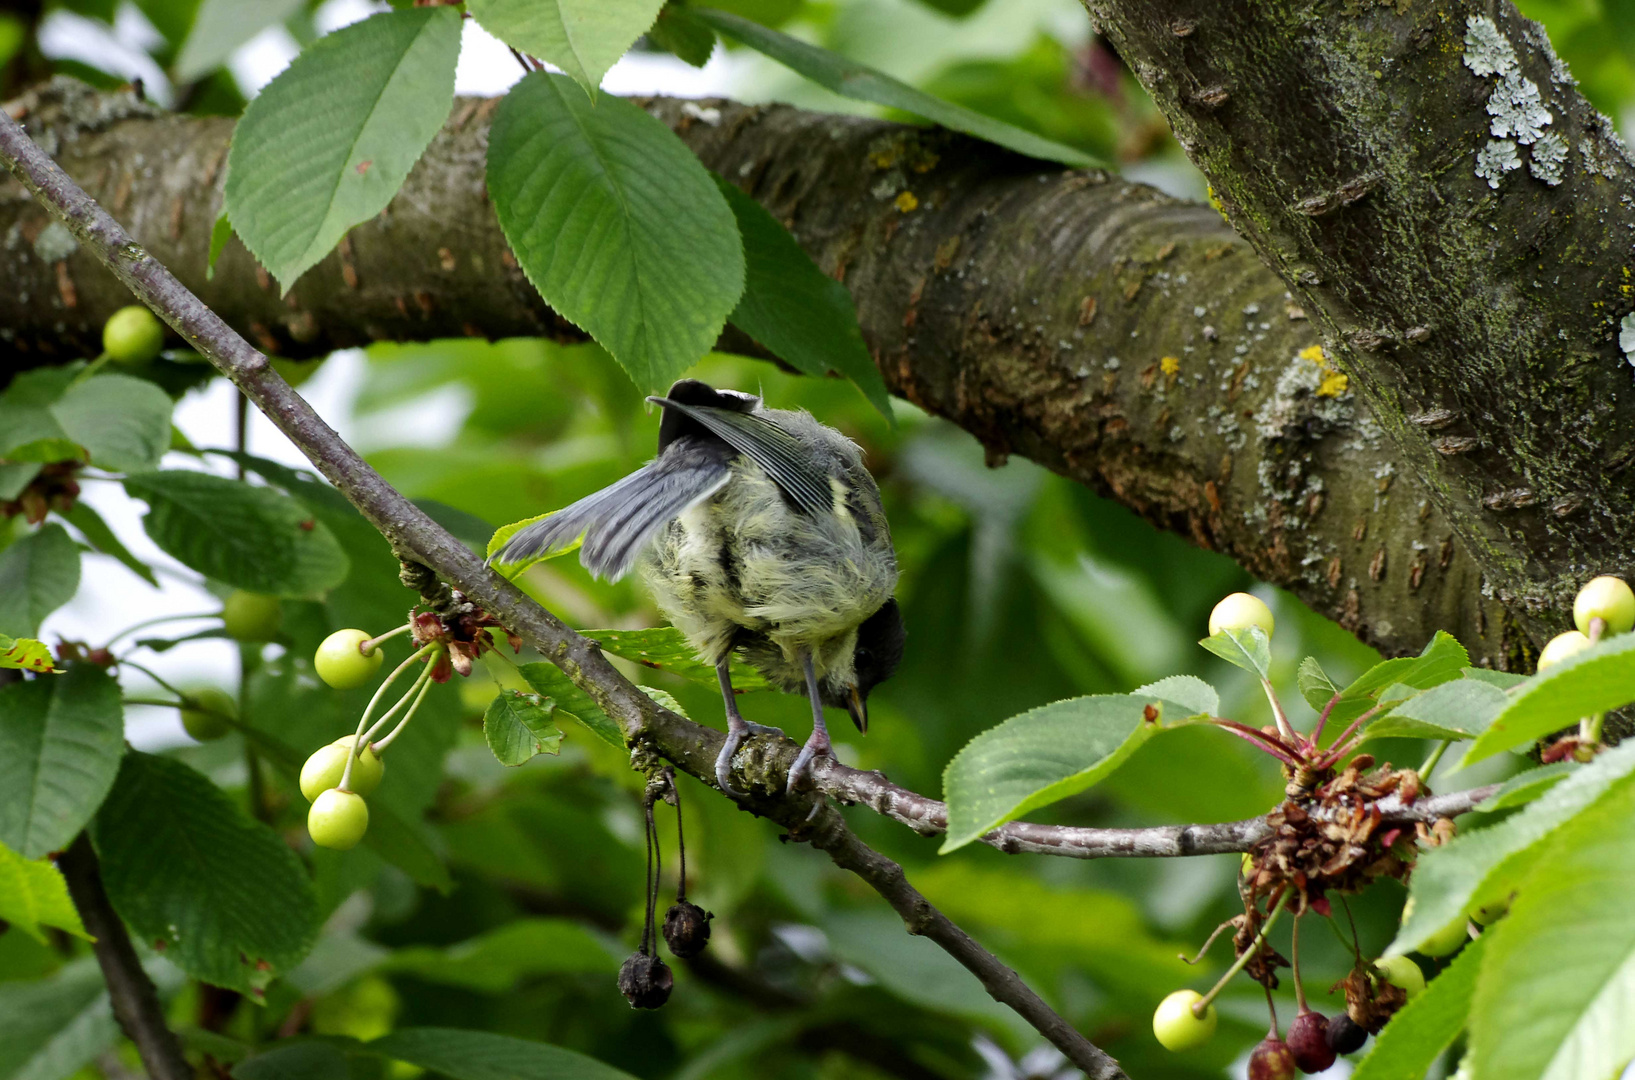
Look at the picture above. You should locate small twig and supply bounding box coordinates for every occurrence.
[1194,889,1289,1015]
[59,835,191,1080]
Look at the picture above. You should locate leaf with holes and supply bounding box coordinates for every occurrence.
[92,752,319,994]
[0,634,55,672]
[0,523,80,639]
[468,0,664,94]
[694,8,1099,168]
[0,839,89,942]
[484,691,563,767]
[715,177,891,419]
[123,470,349,596]
[487,72,744,392]
[0,663,124,859]
[941,694,1169,853]
[225,7,461,290]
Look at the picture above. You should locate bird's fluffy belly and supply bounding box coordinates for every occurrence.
[641,465,895,687]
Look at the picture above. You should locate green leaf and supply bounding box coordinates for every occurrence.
[175,0,307,80]
[693,8,1101,168]
[486,512,571,572]
[0,462,41,500]
[0,634,55,673]
[1325,631,1470,730]
[1362,678,1509,744]
[1461,666,1527,690]
[1198,624,1270,678]
[380,918,617,992]
[225,8,462,290]
[0,664,124,859]
[207,211,234,279]
[1132,674,1219,719]
[370,1027,643,1080]
[1390,739,1635,956]
[1460,632,1635,767]
[940,694,1168,853]
[582,627,772,691]
[50,373,174,473]
[0,523,80,638]
[0,954,182,1080]
[63,500,157,586]
[1470,762,1575,814]
[123,470,350,596]
[0,367,76,464]
[1468,771,1635,1080]
[0,839,89,943]
[714,177,892,420]
[519,661,625,748]
[647,5,716,67]
[91,752,320,994]
[483,690,563,766]
[467,0,664,94]
[235,1040,354,1080]
[1298,655,1340,711]
[486,71,745,392]
[1352,933,1488,1080]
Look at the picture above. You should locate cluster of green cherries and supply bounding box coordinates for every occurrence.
[1150,576,1633,1069]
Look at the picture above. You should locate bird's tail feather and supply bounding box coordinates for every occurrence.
[491,455,732,581]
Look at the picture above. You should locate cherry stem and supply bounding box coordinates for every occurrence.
[1589,617,1606,644]
[1419,739,1452,778]
[1310,691,1343,745]
[1263,983,1279,1038]
[1181,918,1236,965]
[341,642,437,790]
[1291,915,1308,1012]
[369,666,436,753]
[1261,677,1295,743]
[1209,719,1304,767]
[359,659,436,750]
[101,611,218,651]
[1193,889,1290,1017]
[117,659,193,703]
[360,622,412,654]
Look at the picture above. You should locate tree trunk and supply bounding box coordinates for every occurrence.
[0,76,1541,665]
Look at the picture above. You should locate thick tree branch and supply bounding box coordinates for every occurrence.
[58,834,192,1080]
[1083,0,1635,642]
[0,78,1525,667]
[0,103,1123,1078]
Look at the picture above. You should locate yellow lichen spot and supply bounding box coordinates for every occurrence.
[868,147,898,170]
[1160,355,1181,377]
[1316,370,1350,398]
[1299,344,1327,364]
[895,191,918,212]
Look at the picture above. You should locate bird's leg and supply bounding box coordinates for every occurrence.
[713,657,779,797]
[787,649,832,794]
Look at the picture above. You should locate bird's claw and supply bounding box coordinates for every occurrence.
[715,721,784,799]
[786,737,832,795]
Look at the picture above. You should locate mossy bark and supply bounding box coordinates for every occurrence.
[0,78,1525,664]
[1081,0,1635,654]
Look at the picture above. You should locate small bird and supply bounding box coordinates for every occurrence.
[492,379,905,795]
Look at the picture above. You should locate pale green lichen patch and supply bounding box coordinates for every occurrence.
[1619,312,1635,368]
[32,220,77,262]
[1463,16,1564,189]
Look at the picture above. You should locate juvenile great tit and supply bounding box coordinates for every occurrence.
[493,379,905,795]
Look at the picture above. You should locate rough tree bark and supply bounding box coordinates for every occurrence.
[0,78,1528,666]
[1082,0,1635,638]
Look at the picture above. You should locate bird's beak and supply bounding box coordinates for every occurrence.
[847,685,868,734]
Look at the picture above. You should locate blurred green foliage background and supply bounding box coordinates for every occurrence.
[3,0,1630,1077]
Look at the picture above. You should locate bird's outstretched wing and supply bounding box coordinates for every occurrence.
[489,442,733,580]
[646,396,831,515]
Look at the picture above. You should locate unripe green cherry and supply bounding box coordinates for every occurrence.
[1468,893,1511,926]
[315,628,384,690]
[1209,592,1274,639]
[1574,576,1635,637]
[1418,913,1470,958]
[1538,630,1591,672]
[1152,989,1217,1051]
[180,687,236,741]
[308,788,369,850]
[102,305,165,364]
[1375,955,1425,998]
[221,590,283,642]
[300,736,384,801]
